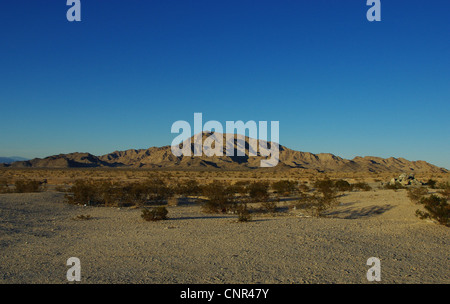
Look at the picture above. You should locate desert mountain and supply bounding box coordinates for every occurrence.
[0,156,28,164]
[2,132,448,173]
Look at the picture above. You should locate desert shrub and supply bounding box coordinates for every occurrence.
[313,178,334,193]
[0,178,10,193]
[65,180,105,206]
[296,179,340,217]
[313,179,339,216]
[100,181,127,206]
[228,181,250,197]
[334,180,353,192]
[120,179,171,206]
[65,180,123,206]
[438,183,450,200]
[14,179,44,193]
[234,180,251,187]
[384,182,405,190]
[353,182,372,191]
[313,192,339,217]
[261,199,278,213]
[294,193,337,217]
[248,182,269,202]
[201,182,235,213]
[437,181,450,190]
[406,187,428,203]
[314,178,338,197]
[175,179,201,197]
[298,183,310,193]
[236,204,251,222]
[415,195,449,227]
[65,179,173,207]
[141,207,168,221]
[426,179,437,189]
[201,200,221,213]
[271,180,297,196]
[68,180,129,206]
[294,197,317,214]
[54,185,68,192]
[73,214,92,221]
[140,178,173,203]
[167,196,180,207]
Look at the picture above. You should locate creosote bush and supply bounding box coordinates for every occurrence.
[141,207,169,221]
[201,182,236,213]
[415,195,449,227]
[352,182,372,192]
[14,179,45,193]
[313,178,335,194]
[55,185,68,192]
[437,182,450,200]
[316,179,372,192]
[261,199,278,213]
[228,182,249,197]
[236,203,251,222]
[384,182,405,190]
[298,183,310,193]
[65,178,173,207]
[406,187,428,203]
[0,178,10,193]
[437,181,450,189]
[271,180,297,196]
[296,178,340,217]
[426,179,438,189]
[334,179,352,192]
[175,179,201,197]
[312,192,339,217]
[247,181,269,202]
[73,214,92,221]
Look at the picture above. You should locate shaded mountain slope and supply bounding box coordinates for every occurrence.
[3,132,448,173]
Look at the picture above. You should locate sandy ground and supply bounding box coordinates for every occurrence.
[0,189,448,284]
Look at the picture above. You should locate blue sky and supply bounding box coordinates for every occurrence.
[0,0,449,169]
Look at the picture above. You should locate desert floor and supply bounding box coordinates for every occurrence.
[0,185,448,284]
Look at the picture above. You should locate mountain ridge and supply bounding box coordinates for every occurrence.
[1,132,448,173]
[0,157,29,164]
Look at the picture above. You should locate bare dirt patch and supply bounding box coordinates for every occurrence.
[0,187,448,284]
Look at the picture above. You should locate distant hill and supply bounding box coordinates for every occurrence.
[2,132,448,173]
[0,156,29,164]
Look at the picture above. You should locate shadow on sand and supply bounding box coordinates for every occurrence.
[325,204,395,219]
[169,215,234,221]
[168,215,272,222]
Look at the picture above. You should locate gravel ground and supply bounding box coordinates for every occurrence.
[0,190,448,284]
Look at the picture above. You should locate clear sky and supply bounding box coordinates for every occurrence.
[0,0,449,169]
